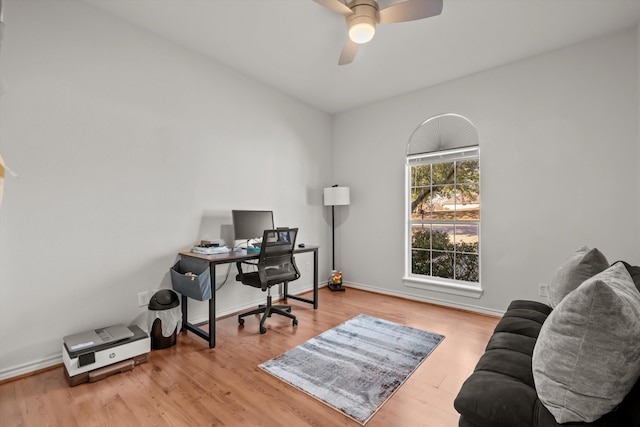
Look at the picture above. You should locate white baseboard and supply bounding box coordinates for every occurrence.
[0,354,63,382]
[343,281,505,317]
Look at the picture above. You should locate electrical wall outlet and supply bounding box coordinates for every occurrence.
[538,284,549,297]
[138,291,150,307]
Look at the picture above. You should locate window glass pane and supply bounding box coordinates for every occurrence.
[455,253,479,282]
[430,200,446,220]
[432,162,454,184]
[411,249,430,275]
[431,186,455,220]
[455,185,480,221]
[431,225,454,250]
[412,188,433,220]
[431,183,455,198]
[411,225,431,249]
[455,224,479,253]
[456,159,479,183]
[432,251,454,279]
[411,164,431,186]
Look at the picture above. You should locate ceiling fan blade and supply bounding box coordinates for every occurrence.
[338,38,359,65]
[313,0,353,16]
[378,0,443,24]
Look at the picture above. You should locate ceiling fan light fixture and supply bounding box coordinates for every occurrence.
[314,0,443,65]
[348,15,376,44]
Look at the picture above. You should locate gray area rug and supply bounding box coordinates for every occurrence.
[259,313,445,425]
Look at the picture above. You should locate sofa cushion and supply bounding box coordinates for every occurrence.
[547,246,608,308]
[486,332,537,357]
[506,300,553,315]
[454,370,540,427]
[475,348,535,388]
[493,309,548,339]
[532,262,640,423]
[454,301,551,427]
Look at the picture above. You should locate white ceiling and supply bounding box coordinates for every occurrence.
[83,0,640,114]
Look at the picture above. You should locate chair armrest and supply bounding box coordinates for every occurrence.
[235,261,244,281]
[236,260,259,281]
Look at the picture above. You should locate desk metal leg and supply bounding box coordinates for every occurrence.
[179,260,216,348]
[285,248,319,309]
[313,249,318,309]
[209,263,216,348]
[181,295,188,333]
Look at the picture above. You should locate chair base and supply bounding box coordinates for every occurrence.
[238,295,298,334]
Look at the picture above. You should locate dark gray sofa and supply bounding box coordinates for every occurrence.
[453,295,640,427]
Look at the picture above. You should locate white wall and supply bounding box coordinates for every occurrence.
[0,0,333,378]
[334,29,639,314]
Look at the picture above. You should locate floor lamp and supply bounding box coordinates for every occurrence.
[323,185,350,292]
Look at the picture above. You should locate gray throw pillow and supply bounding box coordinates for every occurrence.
[532,262,640,423]
[547,246,608,308]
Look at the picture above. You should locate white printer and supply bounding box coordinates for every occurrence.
[62,324,150,386]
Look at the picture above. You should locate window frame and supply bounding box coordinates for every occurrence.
[403,146,483,298]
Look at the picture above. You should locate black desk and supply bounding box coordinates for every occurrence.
[177,245,319,348]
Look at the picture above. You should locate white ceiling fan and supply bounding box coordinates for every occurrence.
[313,0,443,65]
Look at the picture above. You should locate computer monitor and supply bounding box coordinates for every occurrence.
[232,210,275,244]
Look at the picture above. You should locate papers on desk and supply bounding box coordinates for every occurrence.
[191,245,231,255]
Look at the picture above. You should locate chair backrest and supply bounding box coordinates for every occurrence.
[256,228,300,289]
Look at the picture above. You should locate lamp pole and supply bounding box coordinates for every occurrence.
[324,184,348,292]
[328,202,344,291]
[331,203,336,270]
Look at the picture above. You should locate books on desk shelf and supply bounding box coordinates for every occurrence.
[191,246,231,255]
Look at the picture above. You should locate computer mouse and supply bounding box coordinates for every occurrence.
[298,243,305,248]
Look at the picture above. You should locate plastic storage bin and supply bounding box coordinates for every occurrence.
[147,289,181,349]
[170,257,211,301]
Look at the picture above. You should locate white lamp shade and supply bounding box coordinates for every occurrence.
[324,187,350,206]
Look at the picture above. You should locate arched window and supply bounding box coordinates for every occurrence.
[405,114,481,296]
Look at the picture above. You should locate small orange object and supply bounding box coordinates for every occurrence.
[331,270,342,285]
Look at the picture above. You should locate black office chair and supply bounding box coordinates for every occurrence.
[236,228,300,334]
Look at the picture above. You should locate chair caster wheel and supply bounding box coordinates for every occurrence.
[293,319,298,326]
[239,318,245,326]
[260,326,267,334]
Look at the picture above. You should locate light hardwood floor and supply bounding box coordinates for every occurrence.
[0,287,499,427]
